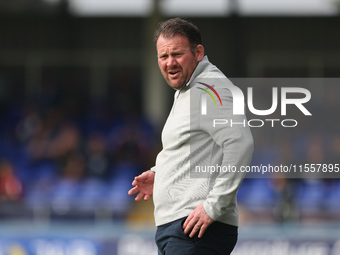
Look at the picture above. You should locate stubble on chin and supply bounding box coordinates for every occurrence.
[168,80,186,91]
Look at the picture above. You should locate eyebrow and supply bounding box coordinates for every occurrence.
[158,48,186,58]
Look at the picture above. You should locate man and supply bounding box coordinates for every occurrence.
[128,17,253,255]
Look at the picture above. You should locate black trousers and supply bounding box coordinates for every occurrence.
[155,217,238,255]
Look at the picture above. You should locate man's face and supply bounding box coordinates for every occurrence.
[156,34,204,90]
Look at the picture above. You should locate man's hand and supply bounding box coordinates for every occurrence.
[128,171,155,201]
[183,203,214,238]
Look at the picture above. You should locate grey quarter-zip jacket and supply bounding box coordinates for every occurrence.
[151,55,254,227]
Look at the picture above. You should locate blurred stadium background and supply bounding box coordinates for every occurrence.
[0,0,340,254]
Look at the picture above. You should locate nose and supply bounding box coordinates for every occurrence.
[167,56,177,68]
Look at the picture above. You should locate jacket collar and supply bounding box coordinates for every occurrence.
[185,55,210,89]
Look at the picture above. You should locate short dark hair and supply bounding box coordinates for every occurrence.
[153,17,202,52]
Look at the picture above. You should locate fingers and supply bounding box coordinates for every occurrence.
[134,176,144,182]
[132,174,146,187]
[184,218,206,238]
[129,175,143,196]
[183,204,202,234]
[128,186,147,201]
[183,213,199,236]
[128,186,139,196]
[184,220,199,237]
[198,224,208,238]
[135,171,155,182]
[129,190,150,201]
[185,218,210,238]
[183,213,193,229]
[135,191,145,201]
[190,222,202,238]
[183,203,214,238]
[129,171,154,201]
[134,171,150,182]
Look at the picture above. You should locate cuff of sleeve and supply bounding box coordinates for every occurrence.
[203,201,218,221]
[148,166,156,173]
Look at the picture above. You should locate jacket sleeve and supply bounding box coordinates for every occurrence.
[198,82,254,221]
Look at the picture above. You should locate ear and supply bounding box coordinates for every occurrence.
[195,44,205,62]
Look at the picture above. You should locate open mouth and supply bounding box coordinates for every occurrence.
[169,70,180,78]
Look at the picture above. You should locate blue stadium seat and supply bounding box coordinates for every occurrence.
[76,178,108,212]
[103,163,137,215]
[294,180,325,212]
[324,180,340,212]
[238,178,279,212]
[49,179,82,214]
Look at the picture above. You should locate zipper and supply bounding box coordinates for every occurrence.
[172,90,181,114]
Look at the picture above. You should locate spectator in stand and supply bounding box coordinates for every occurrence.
[0,160,23,201]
